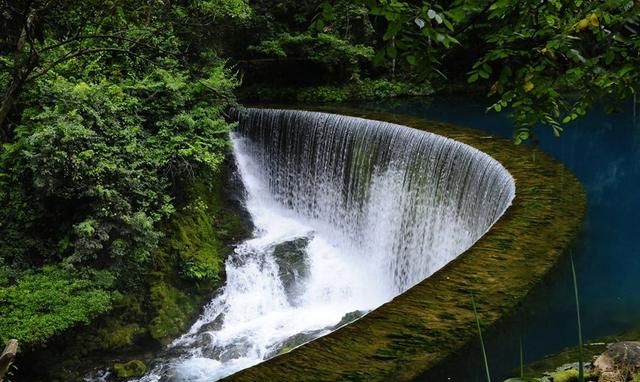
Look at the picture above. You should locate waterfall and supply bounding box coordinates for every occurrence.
[128,108,515,382]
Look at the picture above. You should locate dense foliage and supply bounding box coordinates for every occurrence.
[0,0,247,349]
[232,0,433,98]
[322,0,640,141]
[0,0,638,378]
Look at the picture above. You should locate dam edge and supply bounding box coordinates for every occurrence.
[222,106,587,382]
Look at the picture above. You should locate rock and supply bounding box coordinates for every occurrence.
[265,329,326,359]
[594,341,640,382]
[204,337,252,362]
[112,360,147,379]
[271,236,311,304]
[331,310,368,330]
[598,371,624,382]
[199,312,225,333]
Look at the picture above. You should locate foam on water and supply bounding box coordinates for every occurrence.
[130,109,515,382]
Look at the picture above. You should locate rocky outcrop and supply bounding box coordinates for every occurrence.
[594,342,640,382]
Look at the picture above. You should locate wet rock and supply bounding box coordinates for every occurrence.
[204,337,252,362]
[331,310,368,330]
[112,360,147,379]
[594,341,640,381]
[193,332,216,350]
[271,236,311,303]
[199,313,225,333]
[265,329,326,359]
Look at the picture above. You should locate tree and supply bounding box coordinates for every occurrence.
[0,0,250,282]
[321,0,640,141]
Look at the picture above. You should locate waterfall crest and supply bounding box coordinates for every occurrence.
[235,108,515,292]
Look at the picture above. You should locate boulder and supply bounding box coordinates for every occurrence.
[594,341,640,381]
[271,236,311,303]
[112,360,147,379]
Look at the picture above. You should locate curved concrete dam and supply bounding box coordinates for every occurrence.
[133,108,584,382]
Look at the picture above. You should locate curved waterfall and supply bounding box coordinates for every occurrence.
[131,109,515,382]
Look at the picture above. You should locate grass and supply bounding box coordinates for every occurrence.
[570,254,584,382]
[520,337,524,379]
[472,294,492,382]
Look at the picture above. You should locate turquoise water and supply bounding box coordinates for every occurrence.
[356,97,640,380]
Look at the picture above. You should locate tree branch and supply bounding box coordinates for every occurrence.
[26,48,154,82]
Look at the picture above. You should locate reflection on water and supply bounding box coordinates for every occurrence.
[356,97,640,380]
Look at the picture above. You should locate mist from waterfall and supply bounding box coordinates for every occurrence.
[130,109,515,382]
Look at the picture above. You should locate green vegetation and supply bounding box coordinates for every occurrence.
[242,78,433,103]
[472,294,492,382]
[0,266,114,346]
[314,0,640,141]
[0,0,251,378]
[234,0,432,101]
[112,360,147,379]
[571,255,585,382]
[0,0,636,380]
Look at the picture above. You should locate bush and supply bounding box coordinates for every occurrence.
[0,266,115,347]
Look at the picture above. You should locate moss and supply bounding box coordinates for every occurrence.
[112,360,147,378]
[148,281,195,344]
[15,166,252,380]
[549,369,579,382]
[169,202,225,283]
[522,343,606,377]
[97,323,145,350]
[545,369,599,382]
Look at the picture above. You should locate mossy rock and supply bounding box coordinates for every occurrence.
[96,323,146,350]
[148,281,195,344]
[113,360,147,379]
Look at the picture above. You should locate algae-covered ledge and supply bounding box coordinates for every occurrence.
[221,108,586,382]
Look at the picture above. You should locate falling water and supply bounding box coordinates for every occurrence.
[130,108,515,382]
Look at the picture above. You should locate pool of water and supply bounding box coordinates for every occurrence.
[355,97,640,380]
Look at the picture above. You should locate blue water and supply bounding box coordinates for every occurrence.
[355,97,640,380]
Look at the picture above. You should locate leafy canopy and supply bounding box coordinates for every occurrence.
[319,0,640,141]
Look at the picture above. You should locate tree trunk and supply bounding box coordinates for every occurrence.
[0,77,26,142]
[0,339,18,382]
[0,4,38,142]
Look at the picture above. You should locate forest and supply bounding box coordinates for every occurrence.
[0,0,639,381]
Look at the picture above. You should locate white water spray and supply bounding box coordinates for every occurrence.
[132,109,515,382]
